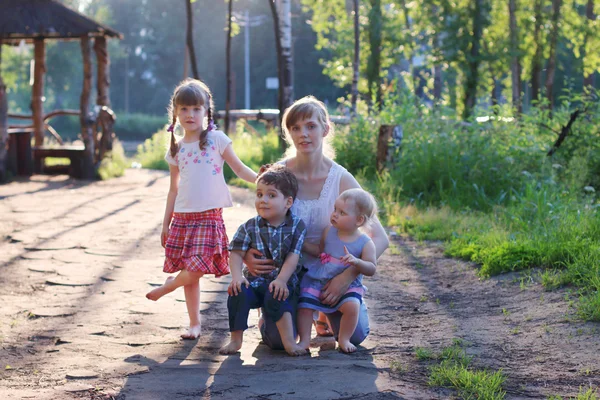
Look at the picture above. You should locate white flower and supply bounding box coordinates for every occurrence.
[584,186,595,193]
[552,163,563,169]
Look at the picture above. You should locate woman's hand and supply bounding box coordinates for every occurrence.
[243,248,276,276]
[320,271,354,305]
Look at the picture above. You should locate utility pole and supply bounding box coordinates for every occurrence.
[234,11,267,109]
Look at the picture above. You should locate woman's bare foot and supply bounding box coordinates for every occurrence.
[180,324,201,340]
[219,339,243,355]
[284,343,307,356]
[146,276,175,301]
[338,340,356,354]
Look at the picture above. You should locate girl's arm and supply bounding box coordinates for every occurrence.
[161,164,180,247]
[303,226,329,258]
[222,144,258,183]
[340,240,377,276]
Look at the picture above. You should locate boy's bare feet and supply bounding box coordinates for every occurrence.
[338,340,356,354]
[284,343,307,356]
[181,324,201,340]
[146,276,175,301]
[219,339,243,355]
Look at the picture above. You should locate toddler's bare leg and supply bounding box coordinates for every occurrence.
[146,270,203,301]
[277,312,306,356]
[219,330,244,354]
[297,308,314,350]
[181,279,201,339]
[337,302,360,353]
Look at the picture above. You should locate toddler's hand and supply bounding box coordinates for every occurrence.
[339,245,359,267]
[161,227,169,248]
[268,278,289,301]
[228,276,250,296]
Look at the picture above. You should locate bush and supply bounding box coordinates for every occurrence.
[48,113,166,141]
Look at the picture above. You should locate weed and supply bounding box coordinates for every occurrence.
[415,347,435,360]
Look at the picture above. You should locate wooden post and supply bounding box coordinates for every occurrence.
[94,36,114,160]
[80,36,96,179]
[376,125,403,172]
[0,39,8,181]
[94,36,111,108]
[32,38,46,146]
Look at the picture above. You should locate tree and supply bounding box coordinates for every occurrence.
[583,0,597,88]
[544,0,563,111]
[509,0,523,114]
[0,41,8,182]
[351,0,359,114]
[367,0,382,107]
[186,0,200,79]
[530,0,544,103]
[462,0,487,120]
[225,0,233,134]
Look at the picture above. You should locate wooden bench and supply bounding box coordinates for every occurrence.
[7,128,34,176]
[33,146,87,179]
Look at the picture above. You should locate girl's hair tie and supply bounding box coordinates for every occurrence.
[167,123,175,133]
[207,119,217,131]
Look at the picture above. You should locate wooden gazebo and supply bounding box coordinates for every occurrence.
[0,0,123,180]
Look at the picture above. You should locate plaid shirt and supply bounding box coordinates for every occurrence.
[229,211,306,288]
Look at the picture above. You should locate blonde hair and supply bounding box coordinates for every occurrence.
[167,78,215,157]
[281,96,335,159]
[338,188,378,227]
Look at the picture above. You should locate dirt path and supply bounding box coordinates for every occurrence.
[0,169,598,399]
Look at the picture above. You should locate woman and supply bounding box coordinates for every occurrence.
[244,96,389,349]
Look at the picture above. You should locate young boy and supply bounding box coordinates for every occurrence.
[219,164,307,356]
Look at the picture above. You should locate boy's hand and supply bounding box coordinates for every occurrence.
[268,278,289,301]
[228,276,250,296]
[339,245,359,267]
[161,226,169,248]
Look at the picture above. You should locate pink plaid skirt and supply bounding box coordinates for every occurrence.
[163,209,230,276]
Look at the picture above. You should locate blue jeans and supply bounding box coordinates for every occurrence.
[261,300,370,349]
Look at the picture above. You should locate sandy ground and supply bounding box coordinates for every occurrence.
[0,169,598,400]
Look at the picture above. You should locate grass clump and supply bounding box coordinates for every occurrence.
[427,342,506,400]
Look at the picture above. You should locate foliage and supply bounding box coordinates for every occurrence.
[97,139,129,179]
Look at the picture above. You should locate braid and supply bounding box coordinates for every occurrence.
[198,96,215,151]
[169,111,178,158]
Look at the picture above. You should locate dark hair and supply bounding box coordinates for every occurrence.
[256,164,298,200]
[167,78,216,157]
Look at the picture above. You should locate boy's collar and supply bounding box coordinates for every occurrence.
[257,210,294,228]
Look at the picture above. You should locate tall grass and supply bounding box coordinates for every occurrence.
[333,89,600,321]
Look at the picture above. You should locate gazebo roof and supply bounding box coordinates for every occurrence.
[0,0,123,43]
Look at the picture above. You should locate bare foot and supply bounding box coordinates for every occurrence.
[146,276,175,301]
[181,324,201,340]
[284,343,307,357]
[297,339,311,351]
[338,340,356,354]
[219,339,243,355]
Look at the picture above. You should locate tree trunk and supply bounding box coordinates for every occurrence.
[367,0,382,108]
[509,0,522,114]
[351,0,360,115]
[432,4,443,102]
[268,0,286,151]
[280,0,294,110]
[531,0,543,104]
[583,0,596,89]
[80,37,96,179]
[225,0,233,134]
[94,36,113,162]
[94,37,111,108]
[400,0,417,96]
[32,38,46,146]
[185,0,200,80]
[462,0,485,120]
[0,40,8,181]
[544,0,562,112]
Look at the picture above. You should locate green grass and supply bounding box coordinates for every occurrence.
[412,342,506,400]
[548,386,599,400]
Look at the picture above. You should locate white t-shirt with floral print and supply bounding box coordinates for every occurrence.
[165,130,233,213]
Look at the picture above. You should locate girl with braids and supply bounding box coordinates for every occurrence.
[146,79,257,340]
